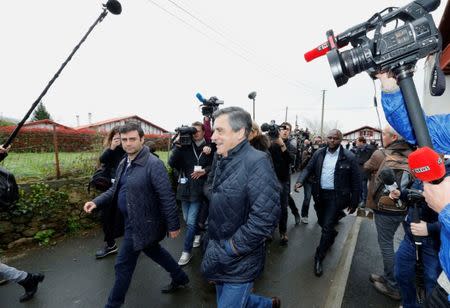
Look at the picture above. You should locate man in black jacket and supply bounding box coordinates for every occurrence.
[201,107,281,308]
[83,123,188,308]
[295,129,360,277]
[169,121,213,266]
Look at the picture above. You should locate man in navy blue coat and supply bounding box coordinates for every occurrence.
[83,123,188,308]
[201,107,281,308]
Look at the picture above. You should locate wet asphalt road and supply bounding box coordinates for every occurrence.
[1,176,356,308]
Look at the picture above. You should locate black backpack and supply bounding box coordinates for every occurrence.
[88,166,112,193]
[0,167,19,209]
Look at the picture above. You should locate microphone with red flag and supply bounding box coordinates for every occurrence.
[408,147,445,183]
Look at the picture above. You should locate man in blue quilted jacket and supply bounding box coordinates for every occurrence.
[201,107,282,308]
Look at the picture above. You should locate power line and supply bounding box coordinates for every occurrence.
[146,0,317,96]
[166,0,317,94]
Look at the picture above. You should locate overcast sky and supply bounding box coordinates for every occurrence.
[0,0,446,134]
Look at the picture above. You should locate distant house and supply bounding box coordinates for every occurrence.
[343,126,382,145]
[21,119,75,131]
[74,115,169,135]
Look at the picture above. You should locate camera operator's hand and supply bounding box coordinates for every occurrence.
[389,189,400,200]
[83,201,97,214]
[294,182,303,192]
[274,137,287,152]
[423,177,450,213]
[191,169,206,180]
[203,146,212,155]
[376,72,399,93]
[169,229,180,238]
[410,220,429,236]
[173,135,182,148]
[0,144,11,154]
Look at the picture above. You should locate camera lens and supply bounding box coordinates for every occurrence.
[327,47,373,87]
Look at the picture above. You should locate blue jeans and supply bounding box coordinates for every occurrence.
[215,282,272,308]
[395,235,441,308]
[105,236,188,308]
[0,262,27,283]
[301,181,312,217]
[181,201,201,253]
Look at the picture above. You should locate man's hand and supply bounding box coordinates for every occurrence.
[423,177,450,213]
[203,146,212,155]
[83,201,97,214]
[410,220,429,236]
[376,72,399,92]
[191,169,206,180]
[169,230,180,238]
[389,189,401,200]
[0,145,11,154]
[294,182,303,192]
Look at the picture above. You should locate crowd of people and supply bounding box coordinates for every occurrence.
[0,74,449,308]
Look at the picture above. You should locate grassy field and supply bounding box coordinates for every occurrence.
[1,151,169,182]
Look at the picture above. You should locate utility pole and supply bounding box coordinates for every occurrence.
[295,114,298,129]
[285,106,288,122]
[320,90,326,137]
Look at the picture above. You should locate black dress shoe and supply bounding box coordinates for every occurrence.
[161,279,189,293]
[18,273,45,302]
[271,296,281,308]
[294,214,300,226]
[314,259,323,277]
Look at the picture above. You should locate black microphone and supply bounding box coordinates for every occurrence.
[105,0,122,15]
[248,91,257,100]
[379,168,398,192]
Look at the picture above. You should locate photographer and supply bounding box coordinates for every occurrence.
[299,136,323,224]
[377,73,450,155]
[0,145,45,302]
[351,136,372,208]
[389,164,450,308]
[268,122,298,245]
[169,122,213,266]
[423,177,450,307]
[95,126,126,260]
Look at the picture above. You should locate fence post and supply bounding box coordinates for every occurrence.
[53,124,61,179]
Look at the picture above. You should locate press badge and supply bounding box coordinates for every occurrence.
[179,177,188,184]
[194,165,202,172]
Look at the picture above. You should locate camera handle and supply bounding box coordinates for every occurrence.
[409,197,426,303]
[393,65,434,149]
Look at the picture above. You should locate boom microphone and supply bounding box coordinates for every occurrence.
[379,168,398,192]
[408,147,445,183]
[105,0,122,15]
[248,91,257,100]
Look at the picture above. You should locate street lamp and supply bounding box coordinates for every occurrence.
[248,91,257,120]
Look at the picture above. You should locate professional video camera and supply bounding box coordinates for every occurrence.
[306,0,445,149]
[306,0,444,89]
[261,121,287,140]
[195,93,224,119]
[173,126,197,147]
[292,128,311,143]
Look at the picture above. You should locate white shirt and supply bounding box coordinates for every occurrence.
[320,147,340,190]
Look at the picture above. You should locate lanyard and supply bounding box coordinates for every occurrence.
[192,143,203,165]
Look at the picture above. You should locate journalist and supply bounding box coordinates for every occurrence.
[299,136,323,224]
[168,121,213,266]
[423,177,450,307]
[0,145,45,302]
[268,122,297,245]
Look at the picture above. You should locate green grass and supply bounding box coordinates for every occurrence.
[1,151,169,182]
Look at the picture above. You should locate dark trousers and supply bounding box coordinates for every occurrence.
[102,209,115,246]
[360,178,368,204]
[279,180,290,234]
[105,236,188,308]
[424,284,450,308]
[315,190,341,261]
[301,181,313,217]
